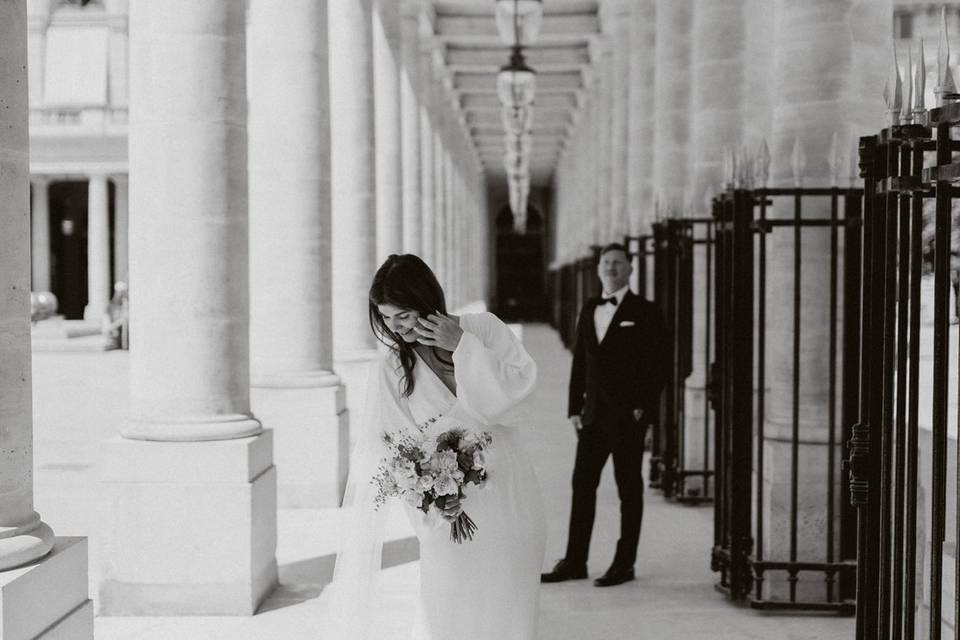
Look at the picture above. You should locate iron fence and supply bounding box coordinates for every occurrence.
[710,185,861,613]
[854,102,960,639]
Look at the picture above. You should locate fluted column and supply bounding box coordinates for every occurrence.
[760,0,890,603]
[31,177,51,292]
[652,0,693,212]
[742,0,775,146]
[603,0,630,240]
[681,0,747,498]
[26,0,50,107]
[0,0,55,574]
[627,0,656,235]
[433,108,447,279]
[329,0,377,359]
[373,0,403,260]
[104,0,129,108]
[420,105,435,265]
[400,0,422,255]
[688,0,745,210]
[1,2,92,633]
[84,173,111,321]
[112,175,128,283]
[249,0,347,507]
[101,1,277,614]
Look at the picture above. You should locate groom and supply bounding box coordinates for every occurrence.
[542,242,670,587]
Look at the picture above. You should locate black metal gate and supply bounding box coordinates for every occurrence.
[854,103,960,639]
[647,220,715,502]
[710,184,861,612]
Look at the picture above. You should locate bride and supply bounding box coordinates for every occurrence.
[326,254,546,639]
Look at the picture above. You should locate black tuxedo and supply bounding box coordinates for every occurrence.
[563,290,670,569]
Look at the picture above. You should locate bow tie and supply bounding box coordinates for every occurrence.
[599,296,618,306]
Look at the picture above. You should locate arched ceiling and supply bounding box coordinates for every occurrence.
[427,0,600,187]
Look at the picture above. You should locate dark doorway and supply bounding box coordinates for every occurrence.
[49,181,89,320]
[494,205,546,322]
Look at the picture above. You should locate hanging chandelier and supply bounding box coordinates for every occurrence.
[497,46,536,108]
[494,0,539,228]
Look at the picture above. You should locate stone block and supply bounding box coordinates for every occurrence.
[97,432,278,615]
[251,383,349,508]
[0,537,91,640]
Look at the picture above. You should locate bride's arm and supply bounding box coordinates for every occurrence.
[451,312,537,422]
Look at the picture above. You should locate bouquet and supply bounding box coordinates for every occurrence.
[372,421,493,543]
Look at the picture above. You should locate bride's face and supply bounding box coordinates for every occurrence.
[378,303,421,343]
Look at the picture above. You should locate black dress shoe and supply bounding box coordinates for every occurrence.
[594,565,635,587]
[540,559,588,583]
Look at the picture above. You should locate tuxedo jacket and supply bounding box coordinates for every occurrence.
[567,290,671,427]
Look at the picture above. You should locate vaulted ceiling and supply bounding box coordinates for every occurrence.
[429,0,601,187]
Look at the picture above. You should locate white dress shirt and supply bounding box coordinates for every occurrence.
[594,285,629,343]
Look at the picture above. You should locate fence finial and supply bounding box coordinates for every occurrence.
[828,131,843,185]
[790,137,806,187]
[936,6,956,104]
[914,39,927,117]
[884,42,903,125]
[903,43,914,123]
[757,138,771,188]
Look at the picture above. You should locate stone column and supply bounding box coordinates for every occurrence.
[249,0,348,508]
[595,42,613,242]
[760,0,890,602]
[603,0,630,240]
[112,174,128,283]
[420,107,435,265]
[26,0,50,107]
[652,0,693,211]
[330,0,377,357]
[104,0,129,108]
[84,173,111,321]
[373,0,403,260]
[31,177,51,292]
[433,120,447,282]
[0,1,92,634]
[400,0,422,255]
[627,0,656,236]
[742,0,775,147]
[681,0,747,498]
[329,0,379,433]
[100,0,277,614]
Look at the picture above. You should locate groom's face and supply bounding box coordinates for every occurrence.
[378,303,421,343]
[597,249,631,294]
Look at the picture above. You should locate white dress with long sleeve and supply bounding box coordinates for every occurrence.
[328,312,546,639]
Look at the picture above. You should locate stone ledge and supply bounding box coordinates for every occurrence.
[0,537,90,640]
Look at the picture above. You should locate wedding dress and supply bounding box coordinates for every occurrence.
[327,312,546,639]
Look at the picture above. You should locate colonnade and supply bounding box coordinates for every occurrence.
[550,0,891,603]
[3,0,491,630]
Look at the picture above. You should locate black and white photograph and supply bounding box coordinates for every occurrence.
[1,0,959,638]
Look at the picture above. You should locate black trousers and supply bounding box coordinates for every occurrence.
[564,411,646,569]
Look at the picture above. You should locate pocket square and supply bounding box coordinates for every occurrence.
[619,320,636,327]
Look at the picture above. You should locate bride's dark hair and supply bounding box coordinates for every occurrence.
[369,254,449,397]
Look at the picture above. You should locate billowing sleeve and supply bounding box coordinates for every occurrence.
[452,312,537,424]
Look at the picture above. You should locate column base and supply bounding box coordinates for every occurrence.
[0,537,92,640]
[251,381,349,508]
[98,431,278,615]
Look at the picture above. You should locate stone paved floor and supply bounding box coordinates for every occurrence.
[31,324,854,639]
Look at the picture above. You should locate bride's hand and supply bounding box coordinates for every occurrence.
[435,493,463,521]
[414,313,463,351]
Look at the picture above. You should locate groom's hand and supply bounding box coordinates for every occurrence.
[570,415,582,433]
[415,313,463,351]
